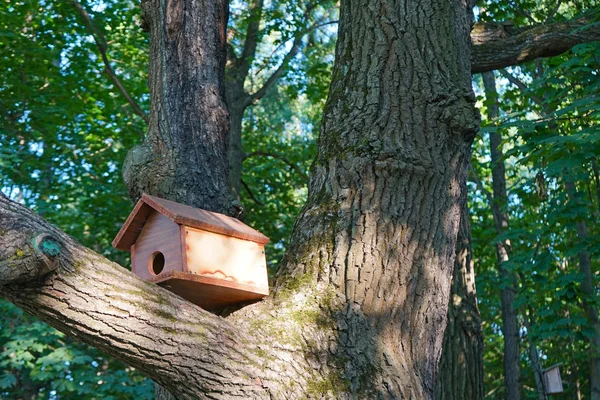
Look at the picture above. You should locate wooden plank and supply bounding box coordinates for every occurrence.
[112,199,153,250]
[184,226,269,291]
[149,271,268,310]
[112,194,270,252]
[180,224,188,273]
[142,194,270,244]
[132,211,183,280]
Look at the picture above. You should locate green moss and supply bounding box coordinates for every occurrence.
[151,307,178,322]
[277,272,315,301]
[15,249,24,258]
[39,237,61,257]
[355,363,378,395]
[255,348,269,359]
[306,368,351,397]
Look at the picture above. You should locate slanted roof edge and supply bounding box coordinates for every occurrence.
[112,194,270,251]
[111,197,150,251]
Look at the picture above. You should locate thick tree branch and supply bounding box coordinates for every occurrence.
[71,0,149,124]
[0,196,276,398]
[0,195,336,399]
[471,16,600,73]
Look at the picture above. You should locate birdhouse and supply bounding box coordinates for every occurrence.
[112,194,269,310]
[542,364,564,394]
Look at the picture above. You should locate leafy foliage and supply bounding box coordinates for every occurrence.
[1,0,599,398]
[0,0,336,396]
[472,2,600,394]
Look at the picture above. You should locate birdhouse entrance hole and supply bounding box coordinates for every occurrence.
[150,251,165,275]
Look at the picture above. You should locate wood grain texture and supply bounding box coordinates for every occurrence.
[149,271,268,310]
[112,200,153,250]
[184,227,268,291]
[132,210,183,280]
[112,194,270,250]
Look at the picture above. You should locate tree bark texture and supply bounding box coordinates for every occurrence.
[122,0,236,216]
[226,100,246,202]
[1,0,478,399]
[471,16,600,73]
[271,0,479,396]
[435,204,484,400]
[482,71,522,400]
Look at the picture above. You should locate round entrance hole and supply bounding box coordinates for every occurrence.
[150,252,165,275]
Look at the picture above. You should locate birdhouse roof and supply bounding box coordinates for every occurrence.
[112,194,269,251]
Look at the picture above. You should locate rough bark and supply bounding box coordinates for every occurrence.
[122,0,236,216]
[435,204,484,400]
[0,0,478,399]
[0,194,348,399]
[270,0,478,396]
[482,71,521,400]
[226,101,247,203]
[471,16,600,73]
[565,181,600,400]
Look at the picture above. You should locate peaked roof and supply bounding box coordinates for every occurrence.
[112,194,269,251]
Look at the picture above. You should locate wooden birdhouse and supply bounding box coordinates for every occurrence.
[112,194,269,310]
[542,364,564,394]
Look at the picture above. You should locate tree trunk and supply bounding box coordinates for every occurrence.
[0,0,478,398]
[226,96,247,202]
[435,203,484,400]
[482,71,521,400]
[521,306,547,400]
[122,0,236,216]
[269,0,478,396]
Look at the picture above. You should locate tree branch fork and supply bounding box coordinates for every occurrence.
[0,194,338,399]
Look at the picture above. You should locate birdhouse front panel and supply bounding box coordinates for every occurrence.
[183,227,268,291]
[131,211,183,280]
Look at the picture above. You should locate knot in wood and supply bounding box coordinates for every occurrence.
[34,234,61,259]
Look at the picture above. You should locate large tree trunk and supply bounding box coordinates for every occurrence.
[482,71,521,400]
[270,0,478,395]
[0,0,478,398]
[435,203,484,400]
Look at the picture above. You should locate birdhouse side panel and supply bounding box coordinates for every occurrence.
[543,366,564,394]
[184,227,269,290]
[133,211,183,281]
